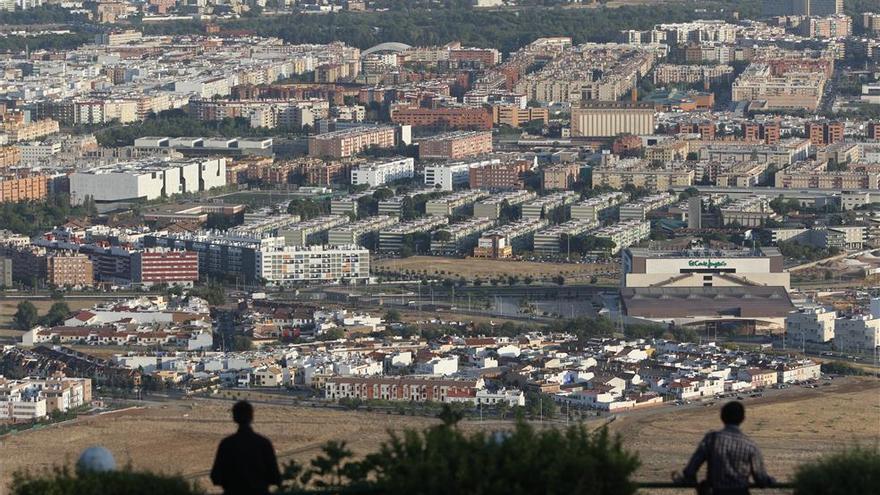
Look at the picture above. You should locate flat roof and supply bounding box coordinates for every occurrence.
[621,286,794,319]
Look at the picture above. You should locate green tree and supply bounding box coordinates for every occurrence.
[793,446,880,495]
[13,301,38,331]
[230,335,254,351]
[39,302,71,327]
[383,309,402,322]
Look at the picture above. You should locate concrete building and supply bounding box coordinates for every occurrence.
[280,215,350,247]
[570,192,629,222]
[325,376,483,404]
[570,101,655,138]
[390,106,492,130]
[533,219,598,255]
[69,158,227,205]
[472,218,548,258]
[430,217,496,254]
[786,306,836,344]
[350,157,414,187]
[834,314,880,353]
[0,175,48,203]
[542,163,582,190]
[473,190,537,219]
[622,246,789,289]
[256,244,370,284]
[468,160,532,190]
[0,257,10,287]
[771,226,866,250]
[520,191,580,220]
[328,216,399,247]
[592,159,694,191]
[378,216,449,252]
[719,196,779,227]
[618,193,676,222]
[592,220,650,253]
[425,189,490,217]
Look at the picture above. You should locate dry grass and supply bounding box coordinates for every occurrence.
[2,378,876,492]
[374,256,617,284]
[610,377,880,482]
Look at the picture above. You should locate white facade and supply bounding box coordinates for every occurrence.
[69,158,227,205]
[416,356,459,376]
[834,315,880,352]
[786,307,835,343]
[350,157,414,187]
[256,244,370,284]
[423,162,471,191]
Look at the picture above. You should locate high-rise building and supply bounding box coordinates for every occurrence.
[763,0,841,16]
[570,101,655,138]
[47,254,94,287]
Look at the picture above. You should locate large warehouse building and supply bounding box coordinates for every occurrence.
[69,158,227,205]
[619,245,793,331]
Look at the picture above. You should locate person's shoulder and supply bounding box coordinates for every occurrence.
[253,431,275,447]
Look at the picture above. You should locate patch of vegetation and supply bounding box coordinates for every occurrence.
[793,446,880,495]
[11,468,204,495]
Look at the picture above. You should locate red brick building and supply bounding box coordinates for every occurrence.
[419,131,493,160]
[678,120,715,140]
[742,121,780,145]
[612,134,643,156]
[391,106,492,130]
[468,160,532,190]
[325,376,481,403]
[131,250,199,287]
[805,121,844,146]
[868,122,880,140]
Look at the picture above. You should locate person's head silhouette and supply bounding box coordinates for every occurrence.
[720,401,745,426]
[232,400,254,427]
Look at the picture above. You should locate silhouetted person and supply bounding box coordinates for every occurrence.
[211,401,282,495]
[677,401,774,495]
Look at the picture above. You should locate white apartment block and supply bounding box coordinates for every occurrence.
[423,162,471,191]
[0,375,92,421]
[350,157,414,187]
[416,356,459,376]
[786,307,836,343]
[834,315,880,352]
[256,244,370,284]
[69,157,227,205]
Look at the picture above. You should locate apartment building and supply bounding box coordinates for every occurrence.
[0,146,21,169]
[802,15,852,38]
[618,193,676,221]
[742,121,781,145]
[3,119,60,143]
[732,64,826,111]
[533,219,598,255]
[805,120,844,146]
[774,162,879,190]
[468,160,531,190]
[491,105,549,127]
[772,226,866,250]
[592,220,650,252]
[834,314,880,352]
[130,249,199,287]
[720,196,779,227]
[0,375,92,421]
[325,376,483,404]
[390,106,492,130]
[653,64,734,85]
[350,157,414,187]
[571,101,656,137]
[425,190,490,217]
[473,218,549,258]
[785,307,836,344]
[542,163,581,190]
[472,190,537,219]
[0,175,48,203]
[256,245,370,284]
[570,192,629,222]
[47,254,94,287]
[418,131,493,160]
[327,216,399,247]
[378,216,449,252]
[592,160,694,191]
[645,141,690,162]
[430,217,496,254]
[308,126,397,158]
[0,257,10,287]
[521,191,580,220]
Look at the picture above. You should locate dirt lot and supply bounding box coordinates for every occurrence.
[1,378,876,491]
[374,256,618,284]
[609,377,880,483]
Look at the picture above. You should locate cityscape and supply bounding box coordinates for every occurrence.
[0,0,878,494]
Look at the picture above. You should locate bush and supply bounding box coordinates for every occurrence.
[820,362,867,376]
[11,468,204,495]
[793,446,880,495]
[364,417,640,495]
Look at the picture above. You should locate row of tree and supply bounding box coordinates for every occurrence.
[13,301,71,331]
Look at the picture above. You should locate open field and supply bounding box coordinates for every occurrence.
[374,256,618,284]
[609,377,880,483]
[1,378,876,492]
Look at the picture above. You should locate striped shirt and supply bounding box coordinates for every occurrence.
[683,425,774,490]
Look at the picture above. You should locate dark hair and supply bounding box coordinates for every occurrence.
[232,400,253,426]
[721,401,745,425]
